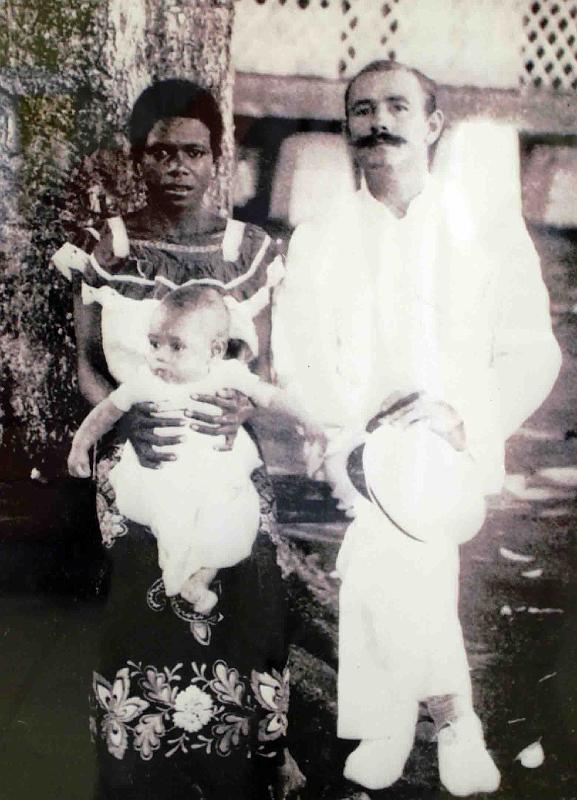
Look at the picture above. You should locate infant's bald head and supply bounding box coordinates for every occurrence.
[159,284,230,347]
[147,285,231,383]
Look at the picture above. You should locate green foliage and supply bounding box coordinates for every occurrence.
[0,2,118,472]
[1,89,144,470]
[1,95,82,469]
[1,0,234,473]
[18,94,76,151]
[0,0,98,75]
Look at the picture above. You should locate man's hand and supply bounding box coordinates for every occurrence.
[184,389,255,450]
[370,391,466,452]
[124,402,185,469]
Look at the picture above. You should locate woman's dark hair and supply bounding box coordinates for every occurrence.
[129,79,224,162]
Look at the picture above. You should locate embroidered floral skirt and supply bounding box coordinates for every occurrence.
[90,444,289,800]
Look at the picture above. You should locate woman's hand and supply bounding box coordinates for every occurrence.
[370,391,466,452]
[124,402,186,469]
[184,389,255,450]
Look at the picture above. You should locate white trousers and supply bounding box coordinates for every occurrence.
[337,500,473,740]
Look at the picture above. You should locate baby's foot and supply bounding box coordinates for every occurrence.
[180,579,199,605]
[180,580,218,615]
[192,589,218,616]
[437,713,500,796]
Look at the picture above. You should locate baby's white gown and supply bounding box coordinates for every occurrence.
[108,359,273,598]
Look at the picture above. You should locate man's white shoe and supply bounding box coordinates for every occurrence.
[343,727,415,791]
[438,714,500,797]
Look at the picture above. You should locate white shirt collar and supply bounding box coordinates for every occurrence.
[358,173,437,225]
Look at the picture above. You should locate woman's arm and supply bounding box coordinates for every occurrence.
[73,284,115,407]
[253,302,272,382]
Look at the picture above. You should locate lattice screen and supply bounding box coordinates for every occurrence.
[232,0,401,80]
[521,0,577,89]
[338,0,400,76]
[234,0,577,91]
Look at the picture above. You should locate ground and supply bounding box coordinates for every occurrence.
[0,225,576,799]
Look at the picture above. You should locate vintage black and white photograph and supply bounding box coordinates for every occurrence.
[0,1,576,798]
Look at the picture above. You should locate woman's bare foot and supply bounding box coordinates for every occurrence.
[274,748,306,799]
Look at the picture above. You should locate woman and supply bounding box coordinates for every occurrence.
[53,79,301,800]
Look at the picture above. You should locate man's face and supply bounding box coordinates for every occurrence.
[141,117,214,211]
[346,69,442,174]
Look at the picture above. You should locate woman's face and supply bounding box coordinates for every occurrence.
[141,117,215,211]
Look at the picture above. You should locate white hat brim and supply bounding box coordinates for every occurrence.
[362,422,486,545]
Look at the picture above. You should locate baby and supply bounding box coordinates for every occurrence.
[68,284,325,614]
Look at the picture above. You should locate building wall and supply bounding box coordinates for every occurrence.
[233,0,577,91]
[232,0,577,227]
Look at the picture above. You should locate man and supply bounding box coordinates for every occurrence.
[273,60,561,796]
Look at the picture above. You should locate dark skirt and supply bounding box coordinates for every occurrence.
[90,446,289,800]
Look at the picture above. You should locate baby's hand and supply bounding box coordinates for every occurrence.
[304,425,328,476]
[67,445,91,478]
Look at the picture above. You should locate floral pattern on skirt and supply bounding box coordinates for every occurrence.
[95,443,129,549]
[90,433,289,798]
[90,660,290,763]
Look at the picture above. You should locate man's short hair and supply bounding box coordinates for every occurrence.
[344,60,438,120]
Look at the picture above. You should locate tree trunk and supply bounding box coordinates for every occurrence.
[0,0,235,474]
[85,0,235,214]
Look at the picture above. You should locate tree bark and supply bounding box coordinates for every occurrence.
[87,0,235,214]
[0,0,235,472]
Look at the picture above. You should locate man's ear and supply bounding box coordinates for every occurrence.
[426,109,444,147]
[342,117,352,142]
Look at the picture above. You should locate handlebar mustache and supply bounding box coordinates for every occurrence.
[353,132,406,148]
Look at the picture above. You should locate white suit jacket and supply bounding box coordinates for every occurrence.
[273,179,561,495]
